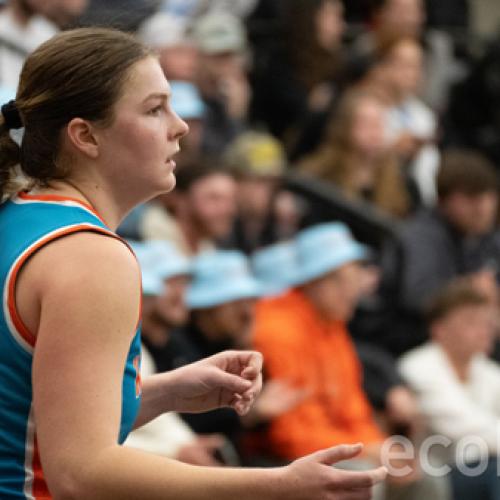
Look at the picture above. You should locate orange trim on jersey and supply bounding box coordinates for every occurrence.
[32,434,51,499]
[18,191,107,227]
[7,225,121,347]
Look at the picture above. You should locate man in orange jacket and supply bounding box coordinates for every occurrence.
[252,223,451,500]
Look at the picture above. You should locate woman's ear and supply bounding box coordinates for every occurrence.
[66,117,99,159]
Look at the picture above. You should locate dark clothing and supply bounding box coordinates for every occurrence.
[451,458,500,500]
[373,208,500,356]
[383,209,500,312]
[355,342,403,411]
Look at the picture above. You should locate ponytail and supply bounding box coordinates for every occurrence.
[0,115,22,202]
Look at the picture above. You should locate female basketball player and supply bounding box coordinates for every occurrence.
[0,28,386,499]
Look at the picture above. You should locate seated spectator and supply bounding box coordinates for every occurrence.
[351,0,464,111]
[0,0,58,89]
[137,12,199,83]
[377,36,440,206]
[124,241,224,467]
[251,0,346,148]
[224,131,299,252]
[191,11,250,154]
[167,250,305,462]
[139,161,237,256]
[399,278,500,500]
[299,90,410,218]
[381,149,500,356]
[253,222,450,499]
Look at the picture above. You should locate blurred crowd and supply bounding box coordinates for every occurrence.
[3,0,500,499]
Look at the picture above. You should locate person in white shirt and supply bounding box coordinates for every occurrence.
[399,278,500,500]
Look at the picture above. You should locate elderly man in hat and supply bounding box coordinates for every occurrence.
[252,222,451,500]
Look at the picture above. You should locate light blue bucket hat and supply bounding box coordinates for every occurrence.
[187,250,263,309]
[293,222,369,285]
[170,81,206,121]
[128,240,192,295]
[251,241,298,297]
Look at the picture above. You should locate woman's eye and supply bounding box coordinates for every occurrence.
[149,105,163,115]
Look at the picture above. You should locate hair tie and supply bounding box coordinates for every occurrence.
[1,100,23,130]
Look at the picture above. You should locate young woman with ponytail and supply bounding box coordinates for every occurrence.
[0,28,385,499]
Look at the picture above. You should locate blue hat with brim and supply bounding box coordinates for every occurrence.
[251,241,298,297]
[293,222,369,286]
[129,240,192,280]
[141,271,164,296]
[170,81,205,121]
[128,240,192,296]
[145,240,192,280]
[187,250,263,309]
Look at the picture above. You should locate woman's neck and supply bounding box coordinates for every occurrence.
[31,179,132,231]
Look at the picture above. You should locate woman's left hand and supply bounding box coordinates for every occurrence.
[166,350,263,415]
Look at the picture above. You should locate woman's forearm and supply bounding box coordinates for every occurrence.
[76,445,284,500]
[133,371,175,429]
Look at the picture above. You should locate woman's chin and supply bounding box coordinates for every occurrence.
[162,172,176,193]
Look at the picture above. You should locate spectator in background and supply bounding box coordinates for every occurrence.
[377,37,440,207]
[252,222,449,499]
[125,241,226,467]
[167,250,305,462]
[223,130,296,253]
[137,12,199,83]
[299,90,410,218]
[380,149,500,356]
[192,11,250,154]
[0,0,58,90]
[251,238,417,434]
[251,0,346,151]
[399,278,500,500]
[351,0,463,111]
[140,161,237,256]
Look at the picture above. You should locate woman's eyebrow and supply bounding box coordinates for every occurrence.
[143,92,171,103]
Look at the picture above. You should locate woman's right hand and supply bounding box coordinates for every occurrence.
[281,444,387,500]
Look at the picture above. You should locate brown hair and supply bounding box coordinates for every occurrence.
[0,27,153,200]
[299,89,410,217]
[437,149,499,201]
[284,0,343,91]
[426,278,490,325]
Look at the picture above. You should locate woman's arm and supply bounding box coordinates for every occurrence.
[134,350,263,429]
[27,232,385,499]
